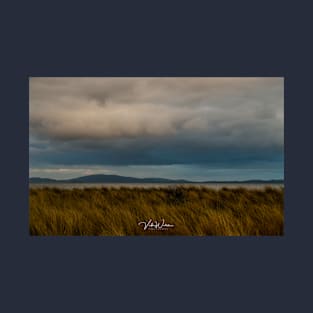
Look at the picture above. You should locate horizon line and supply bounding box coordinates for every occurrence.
[29,174,284,183]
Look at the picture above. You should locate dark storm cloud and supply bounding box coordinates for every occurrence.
[29,77,284,172]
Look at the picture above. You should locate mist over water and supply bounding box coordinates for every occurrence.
[29,183,284,189]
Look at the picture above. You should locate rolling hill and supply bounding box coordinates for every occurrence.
[29,174,283,184]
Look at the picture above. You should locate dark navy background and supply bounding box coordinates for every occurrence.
[1,1,312,312]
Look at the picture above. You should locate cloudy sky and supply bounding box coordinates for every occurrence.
[29,77,284,181]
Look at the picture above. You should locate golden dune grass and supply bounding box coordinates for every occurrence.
[29,186,284,236]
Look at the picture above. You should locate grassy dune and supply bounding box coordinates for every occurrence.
[29,186,284,236]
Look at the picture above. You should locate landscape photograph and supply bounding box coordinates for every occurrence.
[29,77,284,236]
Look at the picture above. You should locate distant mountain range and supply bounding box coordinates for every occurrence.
[29,174,284,184]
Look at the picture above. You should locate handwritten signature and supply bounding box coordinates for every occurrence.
[138,219,175,231]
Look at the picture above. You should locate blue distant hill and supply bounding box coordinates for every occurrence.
[29,174,283,184]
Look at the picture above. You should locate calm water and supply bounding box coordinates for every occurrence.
[29,183,284,189]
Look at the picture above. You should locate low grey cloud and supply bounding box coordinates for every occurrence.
[29,77,283,180]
